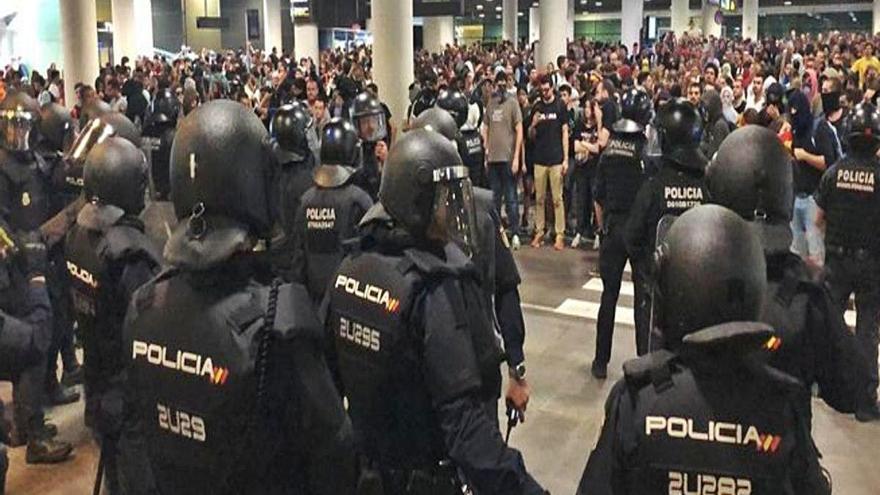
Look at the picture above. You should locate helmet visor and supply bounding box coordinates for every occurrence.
[64,118,116,171]
[429,165,479,258]
[355,112,387,143]
[0,109,35,151]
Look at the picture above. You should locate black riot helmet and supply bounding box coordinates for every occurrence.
[436,89,470,129]
[706,125,794,255]
[65,112,141,172]
[39,102,76,153]
[846,102,880,157]
[656,204,767,349]
[151,88,180,125]
[167,100,275,268]
[410,107,461,142]
[657,97,706,169]
[271,101,313,162]
[0,91,39,151]
[350,91,387,143]
[379,129,479,256]
[315,118,362,188]
[77,137,148,231]
[614,88,652,133]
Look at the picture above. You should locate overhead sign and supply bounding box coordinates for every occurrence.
[293,0,312,21]
[415,0,464,17]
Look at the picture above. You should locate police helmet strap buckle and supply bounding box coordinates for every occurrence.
[187,202,208,239]
[753,208,768,221]
[432,165,470,183]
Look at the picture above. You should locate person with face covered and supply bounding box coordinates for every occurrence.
[698,88,730,160]
[789,88,834,269]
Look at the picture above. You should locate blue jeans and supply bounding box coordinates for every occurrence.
[790,194,825,267]
[487,161,520,236]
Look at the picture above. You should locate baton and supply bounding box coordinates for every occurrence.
[93,442,106,495]
[504,404,521,445]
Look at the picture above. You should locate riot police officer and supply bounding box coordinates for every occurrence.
[350,91,388,201]
[0,219,73,463]
[815,104,880,421]
[591,89,651,378]
[0,91,80,405]
[292,118,373,304]
[437,89,487,188]
[37,102,78,211]
[577,205,831,495]
[118,101,354,494]
[65,136,161,492]
[624,97,708,354]
[142,88,180,200]
[411,107,531,421]
[326,129,545,494]
[708,125,868,426]
[270,101,318,279]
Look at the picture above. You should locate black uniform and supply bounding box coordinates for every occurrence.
[0,148,52,234]
[65,216,160,491]
[592,131,647,368]
[579,205,830,495]
[118,100,355,494]
[815,155,880,413]
[142,125,175,201]
[328,209,541,494]
[624,157,708,354]
[577,324,830,495]
[293,182,372,303]
[458,129,487,189]
[708,125,869,423]
[353,144,381,201]
[273,148,317,279]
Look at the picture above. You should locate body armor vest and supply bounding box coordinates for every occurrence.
[124,271,312,493]
[329,243,502,469]
[620,325,805,494]
[458,130,487,188]
[823,158,880,250]
[143,125,176,200]
[66,221,160,386]
[299,183,372,301]
[597,133,645,215]
[646,165,708,245]
[0,149,51,232]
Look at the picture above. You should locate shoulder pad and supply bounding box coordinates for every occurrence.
[131,268,175,316]
[271,282,322,341]
[101,224,162,267]
[622,350,677,390]
[403,243,475,278]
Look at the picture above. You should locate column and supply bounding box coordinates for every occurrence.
[874,0,880,35]
[263,0,283,52]
[742,0,758,39]
[423,16,454,53]
[294,21,319,63]
[502,0,518,42]
[111,0,137,62]
[538,0,566,68]
[671,0,689,35]
[702,0,722,37]
[529,7,540,45]
[372,0,414,132]
[567,0,575,41]
[621,0,643,53]
[133,0,155,57]
[60,0,99,109]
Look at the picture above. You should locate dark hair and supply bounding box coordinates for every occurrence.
[559,84,572,95]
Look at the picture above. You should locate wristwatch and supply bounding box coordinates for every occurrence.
[508,362,527,381]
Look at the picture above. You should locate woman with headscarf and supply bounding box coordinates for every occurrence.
[720,85,738,127]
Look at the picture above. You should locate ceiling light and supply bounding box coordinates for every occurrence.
[783,1,791,5]
[595,1,603,6]
[518,12,524,16]
[479,13,485,18]
[476,4,483,9]
[496,6,502,11]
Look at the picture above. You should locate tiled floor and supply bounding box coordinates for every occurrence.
[4,245,879,494]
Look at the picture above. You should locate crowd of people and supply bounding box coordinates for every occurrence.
[0,26,878,494]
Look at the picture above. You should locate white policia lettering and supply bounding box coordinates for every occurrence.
[645,416,774,449]
[837,169,875,192]
[339,316,381,351]
[664,186,704,200]
[335,275,394,307]
[132,340,225,382]
[66,261,99,289]
[157,402,206,442]
[306,207,337,230]
[668,471,752,495]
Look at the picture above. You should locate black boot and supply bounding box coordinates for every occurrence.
[8,422,58,448]
[856,402,880,423]
[61,366,83,387]
[25,435,73,464]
